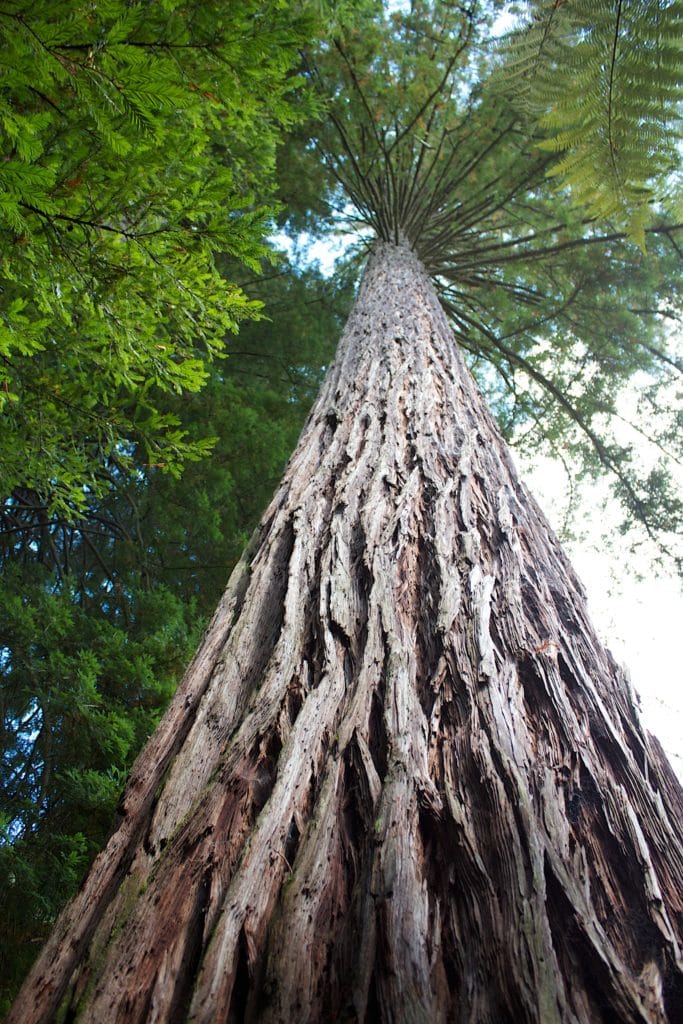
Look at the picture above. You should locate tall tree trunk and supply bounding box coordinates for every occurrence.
[9,243,683,1024]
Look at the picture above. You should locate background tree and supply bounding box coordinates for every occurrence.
[6,2,683,1022]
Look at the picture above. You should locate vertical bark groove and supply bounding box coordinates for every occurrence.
[8,242,683,1024]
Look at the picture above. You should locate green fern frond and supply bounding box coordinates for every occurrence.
[496,0,683,245]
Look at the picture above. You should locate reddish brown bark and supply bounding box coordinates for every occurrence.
[8,243,683,1023]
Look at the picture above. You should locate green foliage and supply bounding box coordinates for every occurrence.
[0,0,317,516]
[0,562,192,1007]
[496,0,683,247]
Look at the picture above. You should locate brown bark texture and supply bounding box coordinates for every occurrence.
[8,243,683,1024]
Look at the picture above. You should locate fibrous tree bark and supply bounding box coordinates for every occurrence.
[9,243,683,1024]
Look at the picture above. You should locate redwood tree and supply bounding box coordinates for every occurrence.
[8,3,683,1022]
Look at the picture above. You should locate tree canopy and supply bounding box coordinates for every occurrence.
[0,0,317,518]
[302,0,683,564]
